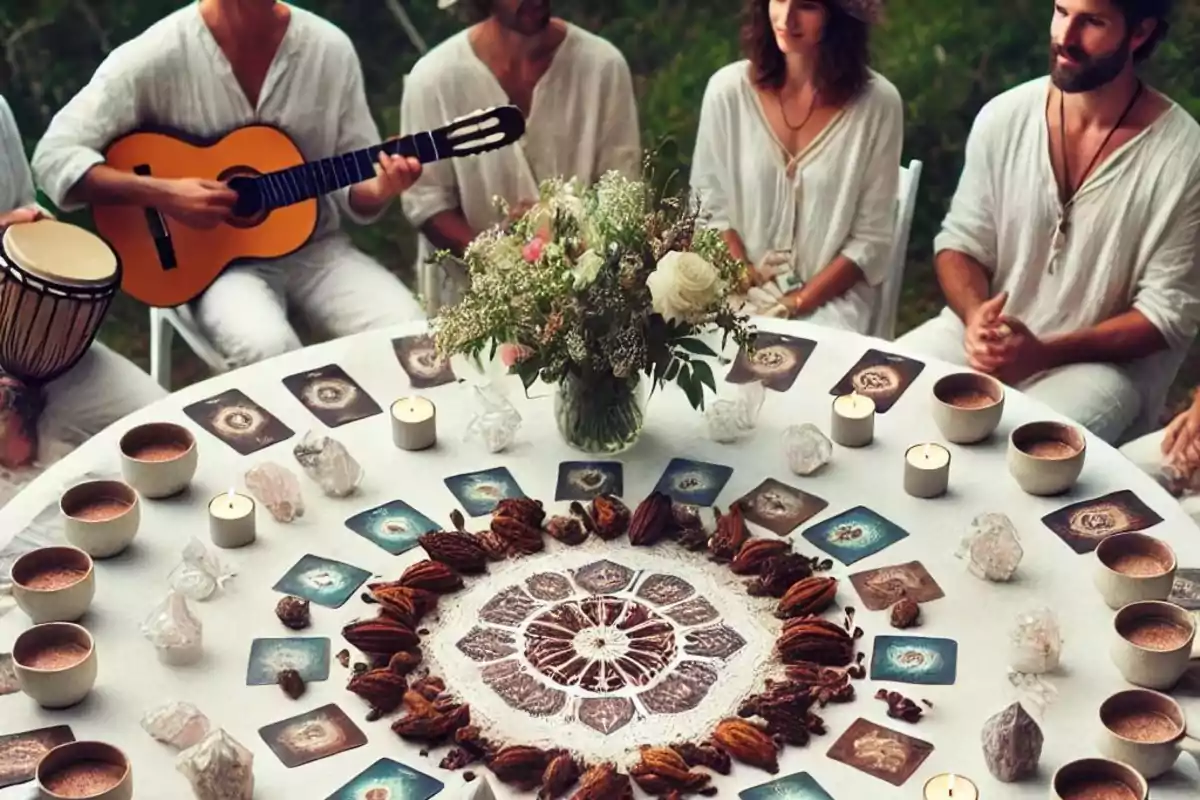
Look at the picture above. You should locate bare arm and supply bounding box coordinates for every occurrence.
[420,209,477,257]
[789,256,865,315]
[70,166,174,208]
[935,248,992,323]
[1041,310,1167,368]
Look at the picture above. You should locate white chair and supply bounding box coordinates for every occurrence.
[149,306,233,390]
[870,159,923,341]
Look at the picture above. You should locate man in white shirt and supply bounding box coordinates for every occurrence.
[32,0,426,369]
[401,0,642,307]
[898,0,1200,445]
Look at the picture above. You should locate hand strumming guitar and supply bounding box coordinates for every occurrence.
[159,178,238,229]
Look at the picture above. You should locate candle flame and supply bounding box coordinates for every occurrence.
[226,487,236,508]
[923,442,931,459]
[949,773,956,797]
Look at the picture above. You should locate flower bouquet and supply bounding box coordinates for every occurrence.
[433,169,754,454]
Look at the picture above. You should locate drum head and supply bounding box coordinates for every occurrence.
[3,219,118,287]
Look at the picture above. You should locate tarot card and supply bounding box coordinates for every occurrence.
[653,458,734,506]
[445,467,525,517]
[1042,489,1164,554]
[827,717,933,786]
[282,364,381,428]
[258,704,366,768]
[829,349,926,413]
[272,554,371,609]
[324,757,445,800]
[726,332,817,392]
[801,506,909,566]
[0,653,17,696]
[393,334,456,388]
[0,725,75,789]
[247,637,331,686]
[183,388,294,455]
[346,500,439,555]
[870,635,958,685]
[1170,568,1200,610]
[736,478,828,536]
[556,461,624,501]
[740,772,834,800]
[849,561,945,611]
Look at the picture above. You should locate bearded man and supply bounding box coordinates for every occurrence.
[898,0,1200,445]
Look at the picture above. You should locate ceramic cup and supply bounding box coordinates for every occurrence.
[1050,757,1148,800]
[1098,688,1200,779]
[931,372,1005,444]
[36,741,132,800]
[13,622,98,708]
[1111,600,1200,690]
[1094,533,1178,610]
[10,546,95,623]
[60,480,140,559]
[1007,421,1087,496]
[118,422,198,498]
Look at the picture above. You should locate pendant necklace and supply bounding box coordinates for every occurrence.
[778,85,818,131]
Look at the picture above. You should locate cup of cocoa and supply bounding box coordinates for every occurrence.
[118,421,198,499]
[10,546,95,623]
[1050,757,1147,800]
[1007,421,1087,496]
[1094,533,1177,610]
[931,371,1005,444]
[1097,688,1200,779]
[36,741,132,800]
[12,622,98,708]
[1110,600,1200,690]
[60,480,140,559]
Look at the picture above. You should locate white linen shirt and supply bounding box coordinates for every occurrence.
[0,96,36,214]
[31,5,385,238]
[690,61,904,333]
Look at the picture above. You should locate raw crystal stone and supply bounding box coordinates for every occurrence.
[141,701,211,750]
[142,590,203,666]
[244,462,304,522]
[176,728,255,800]
[784,423,832,475]
[1009,607,1062,674]
[705,399,743,443]
[957,512,1023,581]
[444,775,497,800]
[981,701,1043,782]
[736,382,766,428]
[168,538,235,601]
[292,431,363,498]
[465,383,522,453]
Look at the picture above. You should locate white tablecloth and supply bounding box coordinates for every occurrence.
[1,318,1198,799]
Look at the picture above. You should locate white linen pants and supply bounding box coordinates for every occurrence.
[196,234,424,368]
[1119,428,1200,526]
[898,313,1141,445]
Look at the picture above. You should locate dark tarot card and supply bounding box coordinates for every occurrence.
[247,637,331,686]
[1170,568,1200,610]
[849,561,945,611]
[393,334,456,388]
[282,364,381,428]
[829,349,926,413]
[827,717,933,786]
[0,725,75,788]
[870,635,958,685]
[183,388,294,455]
[726,332,817,392]
[801,506,909,566]
[258,704,366,768]
[1042,489,1164,554]
[444,467,526,517]
[740,772,835,800]
[345,499,439,556]
[653,458,734,506]
[736,478,828,536]
[272,554,371,609]
[556,461,624,501]
[324,757,445,800]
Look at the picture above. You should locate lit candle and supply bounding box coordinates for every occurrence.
[208,488,256,548]
[904,442,951,498]
[831,392,875,447]
[391,396,437,451]
[924,773,979,800]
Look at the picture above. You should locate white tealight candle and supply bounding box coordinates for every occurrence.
[208,489,256,548]
[924,773,979,800]
[391,396,437,451]
[905,442,951,498]
[831,392,875,447]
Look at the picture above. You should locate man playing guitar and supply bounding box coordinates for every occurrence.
[33,0,426,368]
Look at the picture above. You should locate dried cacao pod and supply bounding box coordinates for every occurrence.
[418,531,488,573]
[589,494,631,540]
[388,649,423,675]
[730,538,791,575]
[494,497,546,528]
[371,585,439,627]
[628,491,674,546]
[398,560,464,593]
[775,576,838,619]
[629,746,711,795]
[342,617,420,657]
[890,597,920,629]
[709,504,749,562]
[391,702,470,742]
[776,616,855,666]
[491,516,545,555]
[538,750,581,799]
[474,529,510,561]
[570,762,634,800]
[346,667,407,714]
[712,718,779,773]
[545,514,588,545]
[671,741,732,775]
[488,745,550,790]
[747,552,816,597]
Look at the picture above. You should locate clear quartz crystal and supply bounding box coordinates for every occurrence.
[444,775,497,800]
[1009,607,1062,674]
[784,423,833,475]
[176,728,255,800]
[141,590,203,666]
[736,382,766,428]
[244,462,304,522]
[957,512,1023,581]
[168,538,235,601]
[141,701,211,750]
[465,382,522,453]
[705,400,743,443]
[292,431,363,498]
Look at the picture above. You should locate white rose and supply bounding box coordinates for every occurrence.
[647,251,723,323]
[571,249,604,289]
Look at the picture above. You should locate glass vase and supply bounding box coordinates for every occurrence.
[554,371,647,455]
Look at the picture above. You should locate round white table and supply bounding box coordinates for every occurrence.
[1,318,1198,799]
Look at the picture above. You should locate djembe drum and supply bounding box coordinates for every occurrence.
[0,219,119,384]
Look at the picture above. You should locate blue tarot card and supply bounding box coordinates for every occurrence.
[246,637,330,686]
[324,757,444,800]
[444,467,525,517]
[800,506,909,566]
[870,635,958,686]
[345,500,439,555]
[272,554,371,609]
[556,461,624,501]
[653,458,734,506]
[740,771,835,799]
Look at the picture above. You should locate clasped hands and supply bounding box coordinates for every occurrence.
[739,251,811,319]
[964,292,1053,386]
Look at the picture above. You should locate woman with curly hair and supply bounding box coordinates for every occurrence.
[690,0,903,332]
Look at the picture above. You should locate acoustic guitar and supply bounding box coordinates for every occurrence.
[93,105,526,307]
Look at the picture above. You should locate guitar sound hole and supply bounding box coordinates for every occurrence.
[221,168,267,227]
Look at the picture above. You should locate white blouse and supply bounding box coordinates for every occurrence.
[690,61,903,333]
[0,96,36,215]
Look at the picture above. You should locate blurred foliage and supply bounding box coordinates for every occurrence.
[0,0,1197,408]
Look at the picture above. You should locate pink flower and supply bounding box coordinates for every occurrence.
[498,343,534,368]
[522,236,545,263]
